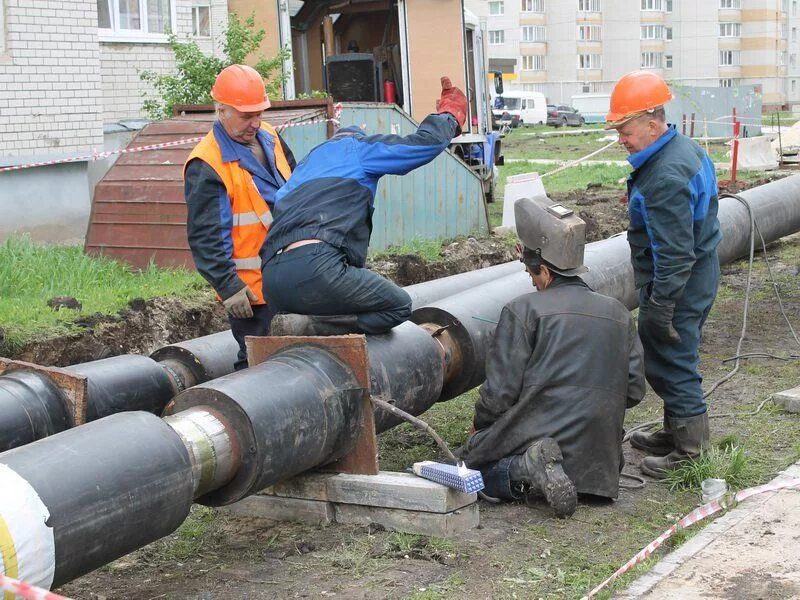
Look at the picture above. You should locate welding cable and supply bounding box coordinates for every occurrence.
[371,396,502,503]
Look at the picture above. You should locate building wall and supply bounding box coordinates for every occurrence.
[101,0,228,122]
[0,0,103,158]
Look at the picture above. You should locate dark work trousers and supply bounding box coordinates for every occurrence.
[228,303,274,371]
[638,252,720,419]
[262,242,412,334]
[478,456,518,500]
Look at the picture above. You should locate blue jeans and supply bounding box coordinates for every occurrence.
[638,252,720,418]
[478,456,519,500]
[262,242,412,334]
[228,303,274,371]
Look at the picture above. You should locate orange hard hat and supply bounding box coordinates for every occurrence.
[606,71,673,127]
[211,64,271,112]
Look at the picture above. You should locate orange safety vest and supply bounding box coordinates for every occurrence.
[185,123,292,304]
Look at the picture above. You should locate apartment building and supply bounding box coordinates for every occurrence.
[487,0,798,108]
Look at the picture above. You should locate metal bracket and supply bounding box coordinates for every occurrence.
[245,334,379,476]
[0,357,89,426]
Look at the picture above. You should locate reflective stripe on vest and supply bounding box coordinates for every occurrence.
[185,122,292,305]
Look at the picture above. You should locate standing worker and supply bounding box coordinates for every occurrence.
[457,197,646,517]
[184,64,296,370]
[264,77,468,336]
[606,71,722,478]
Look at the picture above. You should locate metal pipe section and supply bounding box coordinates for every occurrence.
[0,371,70,452]
[150,330,240,391]
[406,260,523,310]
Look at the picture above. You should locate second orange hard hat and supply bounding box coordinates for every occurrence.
[606,71,672,127]
[211,64,271,112]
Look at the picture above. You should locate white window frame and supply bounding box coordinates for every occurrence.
[191,4,211,38]
[641,51,663,68]
[577,25,602,41]
[719,23,742,38]
[489,30,505,45]
[98,0,178,43]
[665,0,673,12]
[521,25,546,42]
[521,0,545,13]
[719,78,740,87]
[792,79,796,92]
[719,0,741,7]
[489,1,505,16]
[665,26,673,41]
[793,27,797,43]
[521,54,546,71]
[719,50,740,66]
[641,24,664,40]
[641,0,663,11]
[664,54,673,69]
[577,53,601,69]
[577,0,602,11]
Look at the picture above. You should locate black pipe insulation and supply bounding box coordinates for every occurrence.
[150,330,241,391]
[0,371,70,452]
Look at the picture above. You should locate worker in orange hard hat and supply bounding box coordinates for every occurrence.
[184,64,297,370]
[606,71,721,480]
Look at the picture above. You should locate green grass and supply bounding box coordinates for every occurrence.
[664,442,752,492]
[371,238,446,263]
[0,235,206,352]
[147,506,219,562]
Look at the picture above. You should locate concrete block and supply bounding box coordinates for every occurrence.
[327,471,477,513]
[222,495,334,525]
[262,472,332,501]
[773,386,800,413]
[334,503,480,537]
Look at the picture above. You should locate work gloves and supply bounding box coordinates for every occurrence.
[222,286,257,319]
[436,76,468,135]
[639,296,681,345]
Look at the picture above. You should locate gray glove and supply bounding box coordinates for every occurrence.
[222,286,257,319]
[640,297,681,345]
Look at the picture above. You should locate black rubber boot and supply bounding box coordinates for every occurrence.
[640,413,709,479]
[629,417,674,456]
[510,438,577,518]
[271,313,359,336]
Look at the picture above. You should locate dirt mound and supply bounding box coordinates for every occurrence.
[551,186,630,241]
[12,295,228,367]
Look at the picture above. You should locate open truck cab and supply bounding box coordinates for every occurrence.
[276,0,502,202]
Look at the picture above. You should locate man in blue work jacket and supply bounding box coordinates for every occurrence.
[263,77,468,336]
[606,71,722,478]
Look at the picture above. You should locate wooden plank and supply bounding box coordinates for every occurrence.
[115,148,193,166]
[141,120,216,136]
[94,181,185,204]
[222,495,334,525]
[85,246,196,271]
[334,503,480,536]
[86,223,188,247]
[261,472,333,501]
[0,359,88,426]
[101,164,184,182]
[92,202,187,220]
[326,471,476,513]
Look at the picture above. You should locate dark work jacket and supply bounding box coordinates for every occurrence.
[459,277,646,499]
[265,114,457,268]
[626,126,722,305]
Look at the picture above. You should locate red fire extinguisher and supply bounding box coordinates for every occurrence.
[384,80,397,104]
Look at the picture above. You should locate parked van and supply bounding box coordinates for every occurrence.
[492,91,548,127]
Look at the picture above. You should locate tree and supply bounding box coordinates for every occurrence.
[140,13,291,120]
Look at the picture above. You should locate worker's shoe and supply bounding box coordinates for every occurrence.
[271,313,359,336]
[640,413,709,479]
[510,438,577,518]
[629,417,674,456]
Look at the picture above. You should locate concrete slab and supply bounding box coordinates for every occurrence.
[772,385,800,413]
[334,503,480,537]
[617,464,800,599]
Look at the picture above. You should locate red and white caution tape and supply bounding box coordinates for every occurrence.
[0,574,71,600]
[582,477,800,599]
[0,108,344,174]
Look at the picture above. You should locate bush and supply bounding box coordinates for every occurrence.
[140,13,291,120]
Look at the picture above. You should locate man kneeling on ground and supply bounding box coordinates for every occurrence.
[457,202,646,517]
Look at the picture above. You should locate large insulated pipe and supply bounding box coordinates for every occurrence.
[0,371,70,451]
[412,177,800,400]
[2,176,800,592]
[150,330,240,391]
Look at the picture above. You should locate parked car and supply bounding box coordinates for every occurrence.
[547,105,586,127]
[492,91,548,128]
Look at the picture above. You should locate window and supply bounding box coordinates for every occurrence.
[641,0,663,10]
[791,53,797,67]
[577,54,602,69]
[641,25,665,39]
[521,54,546,70]
[577,25,602,41]
[793,27,797,42]
[792,79,797,92]
[521,26,546,42]
[665,54,673,69]
[719,0,741,7]
[795,1,798,16]
[489,30,505,45]
[719,78,740,87]
[97,0,174,38]
[719,50,740,65]
[577,0,601,11]
[665,26,673,40]
[666,0,673,12]
[521,83,545,93]
[192,5,210,37]
[719,23,742,37]
[521,0,545,13]
[641,52,663,68]
[489,1,505,15]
